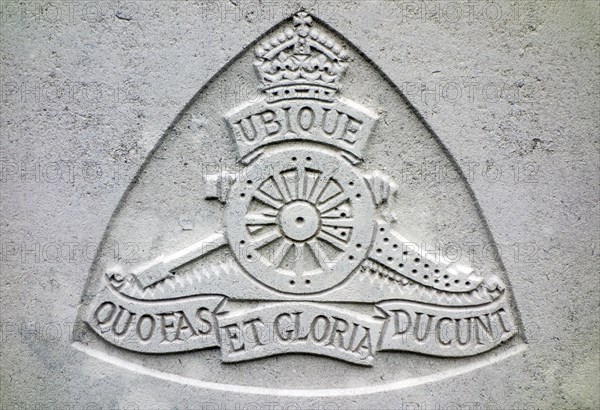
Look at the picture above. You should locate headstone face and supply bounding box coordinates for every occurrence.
[75,12,523,391]
[3,1,599,409]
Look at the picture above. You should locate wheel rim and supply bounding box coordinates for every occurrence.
[225,147,375,294]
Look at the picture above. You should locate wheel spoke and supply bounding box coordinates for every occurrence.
[308,170,333,204]
[307,240,327,271]
[321,218,354,228]
[251,229,281,249]
[296,165,307,200]
[317,193,349,214]
[245,213,277,225]
[272,239,293,267]
[273,173,292,202]
[261,208,278,217]
[293,243,306,274]
[316,231,347,251]
[254,190,284,210]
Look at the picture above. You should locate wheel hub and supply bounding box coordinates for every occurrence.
[278,201,320,242]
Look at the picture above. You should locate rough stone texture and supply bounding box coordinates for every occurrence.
[1,1,598,409]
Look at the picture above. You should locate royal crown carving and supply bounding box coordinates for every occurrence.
[254,12,349,102]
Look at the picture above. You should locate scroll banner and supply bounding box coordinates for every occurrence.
[84,285,223,353]
[85,285,517,366]
[225,98,378,162]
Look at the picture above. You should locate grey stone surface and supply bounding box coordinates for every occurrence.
[1,1,598,409]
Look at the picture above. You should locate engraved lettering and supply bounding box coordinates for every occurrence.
[392,309,412,335]
[342,117,362,143]
[222,323,245,352]
[111,306,135,337]
[456,318,472,346]
[234,117,257,141]
[436,317,453,346]
[195,307,213,335]
[260,110,281,136]
[310,315,331,343]
[281,106,296,136]
[413,312,434,343]
[297,106,315,131]
[157,312,177,342]
[275,312,293,341]
[321,108,346,136]
[326,316,349,349]
[136,314,156,342]
[175,311,199,340]
[243,318,265,346]
[347,322,360,350]
[94,301,116,325]
[351,328,374,358]
[474,314,493,345]
[490,308,512,333]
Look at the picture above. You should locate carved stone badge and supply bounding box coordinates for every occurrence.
[76,12,523,387]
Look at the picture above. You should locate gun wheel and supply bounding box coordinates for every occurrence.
[225,148,375,294]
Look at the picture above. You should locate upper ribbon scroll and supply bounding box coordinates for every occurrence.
[225,12,377,163]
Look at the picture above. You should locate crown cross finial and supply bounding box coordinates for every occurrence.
[293,12,313,35]
[254,12,349,103]
[293,13,311,55]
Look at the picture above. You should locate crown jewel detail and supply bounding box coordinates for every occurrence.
[254,12,349,102]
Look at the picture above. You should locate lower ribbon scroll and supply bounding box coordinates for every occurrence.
[84,281,517,366]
